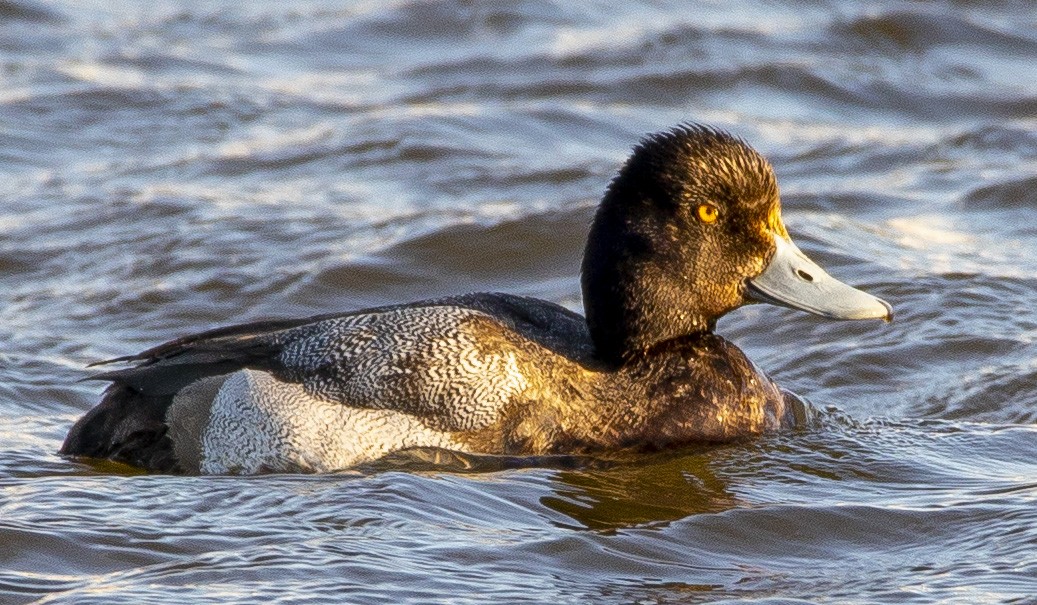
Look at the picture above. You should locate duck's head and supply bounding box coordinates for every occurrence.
[582,124,891,364]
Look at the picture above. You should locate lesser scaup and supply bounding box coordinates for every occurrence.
[61,124,891,474]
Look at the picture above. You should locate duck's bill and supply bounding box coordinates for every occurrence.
[746,235,893,321]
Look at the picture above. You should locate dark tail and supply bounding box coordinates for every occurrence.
[60,384,180,472]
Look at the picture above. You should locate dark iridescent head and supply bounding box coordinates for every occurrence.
[581,124,890,365]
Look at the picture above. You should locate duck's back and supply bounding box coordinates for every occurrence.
[61,293,594,473]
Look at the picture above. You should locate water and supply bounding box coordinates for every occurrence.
[2,1,1036,602]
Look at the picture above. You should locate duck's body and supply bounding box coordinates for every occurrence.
[64,293,791,473]
[61,125,890,474]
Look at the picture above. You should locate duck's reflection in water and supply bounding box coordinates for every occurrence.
[359,445,742,530]
[539,449,742,531]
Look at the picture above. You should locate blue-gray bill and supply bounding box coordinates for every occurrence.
[746,234,893,321]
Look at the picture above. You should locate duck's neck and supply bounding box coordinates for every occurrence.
[582,301,715,367]
[581,199,715,366]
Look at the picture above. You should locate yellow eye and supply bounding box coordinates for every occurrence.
[697,203,719,224]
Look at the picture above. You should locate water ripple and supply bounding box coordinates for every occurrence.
[3,1,1037,603]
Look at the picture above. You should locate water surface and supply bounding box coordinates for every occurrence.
[1,1,1036,603]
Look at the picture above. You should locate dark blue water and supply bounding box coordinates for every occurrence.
[2,1,1036,603]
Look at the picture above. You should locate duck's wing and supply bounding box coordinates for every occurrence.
[84,292,593,397]
[63,293,591,471]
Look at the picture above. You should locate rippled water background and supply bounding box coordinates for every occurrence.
[2,1,1036,603]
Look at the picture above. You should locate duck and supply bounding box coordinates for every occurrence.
[60,124,892,474]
